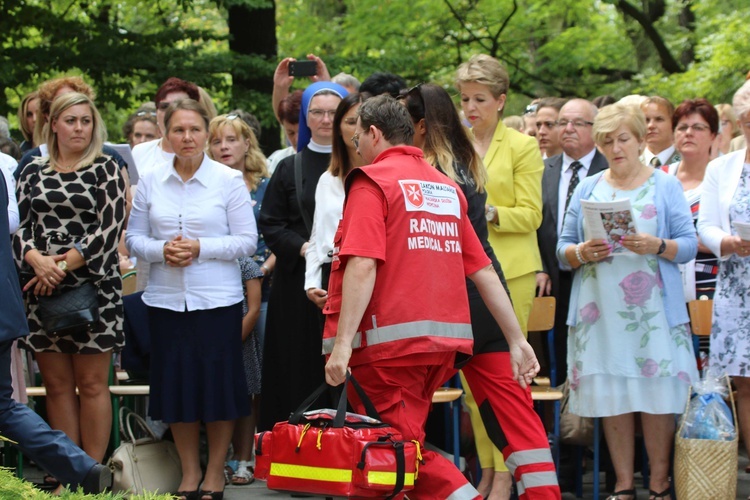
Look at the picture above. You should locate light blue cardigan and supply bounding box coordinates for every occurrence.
[556,169,697,328]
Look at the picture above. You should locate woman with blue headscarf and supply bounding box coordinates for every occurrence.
[258,81,347,431]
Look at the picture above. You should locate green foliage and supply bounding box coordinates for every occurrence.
[0,0,269,142]
[0,467,173,499]
[277,0,750,111]
[633,5,750,104]
[1,0,749,148]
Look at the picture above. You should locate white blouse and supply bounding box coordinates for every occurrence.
[126,154,257,312]
[304,171,345,290]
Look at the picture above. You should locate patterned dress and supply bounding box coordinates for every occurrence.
[711,163,750,376]
[13,156,127,354]
[568,175,697,417]
[239,256,264,394]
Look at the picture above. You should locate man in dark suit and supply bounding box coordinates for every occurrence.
[0,168,111,493]
[536,98,608,385]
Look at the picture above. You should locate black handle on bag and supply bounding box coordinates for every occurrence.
[386,440,406,500]
[357,439,406,499]
[287,372,382,427]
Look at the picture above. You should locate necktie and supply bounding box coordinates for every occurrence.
[565,161,583,213]
[650,156,662,168]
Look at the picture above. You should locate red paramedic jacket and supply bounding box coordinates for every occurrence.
[322,146,489,366]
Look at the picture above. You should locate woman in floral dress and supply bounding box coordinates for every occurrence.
[698,80,750,472]
[557,103,698,500]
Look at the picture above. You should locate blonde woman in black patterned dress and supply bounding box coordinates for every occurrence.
[13,92,126,468]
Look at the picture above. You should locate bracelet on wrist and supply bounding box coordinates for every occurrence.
[575,243,587,265]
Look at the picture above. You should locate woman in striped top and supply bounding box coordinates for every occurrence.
[667,99,720,299]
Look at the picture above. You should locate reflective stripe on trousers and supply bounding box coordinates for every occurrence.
[515,471,561,497]
[506,449,559,495]
[445,482,482,500]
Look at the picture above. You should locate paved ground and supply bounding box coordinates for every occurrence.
[225,450,750,499]
[20,446,750,498]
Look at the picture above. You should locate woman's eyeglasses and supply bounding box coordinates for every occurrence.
[136,111,157,117]
[309,109,337,119]
[397,83,424,102]
[675,123,710,133]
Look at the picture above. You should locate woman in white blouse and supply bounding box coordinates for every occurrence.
[305,93,362,308]
[126,99,257,500]
[697,80,750,473]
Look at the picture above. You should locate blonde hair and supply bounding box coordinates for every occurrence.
[593,102,647,147]
[45,92,106,173]
[17,91,39,142]
[732,81,750,122]
[198,87,218,121]
[503,115,524,132]
[455,54,510,99]
[208,114,269,190]
[715,103,740,138]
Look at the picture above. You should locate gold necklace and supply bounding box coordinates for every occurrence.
[609,168,643,200]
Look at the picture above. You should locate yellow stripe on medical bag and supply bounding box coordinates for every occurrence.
[270,463,352,482]
[367,471,416,487]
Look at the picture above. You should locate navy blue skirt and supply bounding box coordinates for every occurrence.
[147,303,249,423]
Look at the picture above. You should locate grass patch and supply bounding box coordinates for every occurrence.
[0,467,175,499]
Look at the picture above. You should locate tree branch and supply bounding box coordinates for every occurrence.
[442,0,493,53]
[490,0,517,54]
[615,0,683,74]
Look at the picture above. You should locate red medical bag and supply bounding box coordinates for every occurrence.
[255,374,420,498]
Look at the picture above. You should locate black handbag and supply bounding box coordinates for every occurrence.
[37,282,100,336]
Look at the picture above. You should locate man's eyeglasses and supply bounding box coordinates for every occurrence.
[558,119,594,129]
[675,123,710,133]
[309,109,337,119]
[351,131,361,149]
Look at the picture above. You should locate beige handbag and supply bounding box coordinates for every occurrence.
[559,379,595,446]
[107,408,182,496]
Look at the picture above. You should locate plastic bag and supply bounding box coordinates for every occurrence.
[679,368,735,441]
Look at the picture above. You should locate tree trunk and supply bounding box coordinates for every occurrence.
[227,1,280,155]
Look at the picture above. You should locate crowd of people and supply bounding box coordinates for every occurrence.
[1,52,750,500]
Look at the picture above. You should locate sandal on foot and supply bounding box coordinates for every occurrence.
[174,490,200,500]
[649,488,671,500]
[231,460,255,485]
[200,490,223,500]
[607,490,637,500]
[223,460,238,485]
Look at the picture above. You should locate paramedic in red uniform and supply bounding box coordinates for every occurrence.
[324,95,540,500]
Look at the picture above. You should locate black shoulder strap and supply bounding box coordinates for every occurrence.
[294,152,313,235]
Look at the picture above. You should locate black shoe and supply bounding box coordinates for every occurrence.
[80,463,112,494]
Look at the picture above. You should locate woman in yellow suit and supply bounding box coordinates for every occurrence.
[456,54,544,500]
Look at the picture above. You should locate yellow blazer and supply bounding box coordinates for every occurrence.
[483,121,544,280]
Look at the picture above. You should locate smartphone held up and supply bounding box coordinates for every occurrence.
[288,60,318,77]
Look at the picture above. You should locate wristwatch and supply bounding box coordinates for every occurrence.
[656,239,667,255]
[57,260,68,272]
[485,205,497,223]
